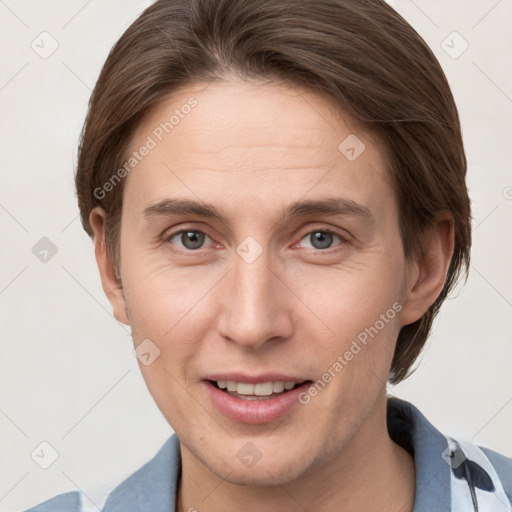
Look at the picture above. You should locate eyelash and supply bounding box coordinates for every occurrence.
[163,227,347,254]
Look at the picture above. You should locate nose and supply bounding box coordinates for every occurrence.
[215,247,294,350]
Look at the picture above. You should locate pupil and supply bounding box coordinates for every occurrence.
[311,231,332,249]
[182,231,204,249]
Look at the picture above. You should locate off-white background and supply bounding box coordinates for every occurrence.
[0,0,511,510]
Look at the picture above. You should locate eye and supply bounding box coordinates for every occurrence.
[298,230,344,250]
[167,230,211,250]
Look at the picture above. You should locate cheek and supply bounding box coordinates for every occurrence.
[122,251,217,330]
[291,256,405,394]
[297,260,403,338]
[121,260,230,386]
[123,273,208,416]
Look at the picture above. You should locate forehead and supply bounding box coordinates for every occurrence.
[123,79,395,222]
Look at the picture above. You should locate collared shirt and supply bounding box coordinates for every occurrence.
[24,398,512,512]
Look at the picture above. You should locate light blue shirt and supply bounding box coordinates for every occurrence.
[24,398,512,512]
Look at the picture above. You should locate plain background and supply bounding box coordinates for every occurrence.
[1,0,511,510]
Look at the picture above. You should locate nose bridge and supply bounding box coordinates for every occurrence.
[235,253,273,310]
[217,245,292,347]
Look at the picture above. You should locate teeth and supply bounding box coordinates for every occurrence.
[216,380,302,396]
[254,382,274,396]
[273,381,285,393]
[237,382,254,395]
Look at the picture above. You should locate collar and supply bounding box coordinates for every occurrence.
[387,397,451,511]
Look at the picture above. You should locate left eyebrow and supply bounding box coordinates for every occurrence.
[286,197,373,221]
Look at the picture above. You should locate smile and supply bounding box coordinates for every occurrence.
[204,378,313,424]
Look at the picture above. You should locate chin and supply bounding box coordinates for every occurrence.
[213,459,308,487]
[196,438,320,488]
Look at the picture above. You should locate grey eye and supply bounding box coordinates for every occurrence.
[310,231,333,249]
[304,231,337,250]
[175,230,206,250]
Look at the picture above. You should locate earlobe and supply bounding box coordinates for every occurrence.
[89,207,130,325]
[400,213,455,326]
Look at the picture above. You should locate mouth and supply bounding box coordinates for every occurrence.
[203,377,313,424]
[208,379,308,400]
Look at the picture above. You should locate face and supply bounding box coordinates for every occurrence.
[94,79,425,486]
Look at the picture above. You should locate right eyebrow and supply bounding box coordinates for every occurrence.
[142,198,224,222]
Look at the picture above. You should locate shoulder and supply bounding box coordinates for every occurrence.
[21,434,180,512]
[387,397,512,511]
[23,491,82,512]
[479,445,512,503]
[443,437,512,511]
[101,433,180,511]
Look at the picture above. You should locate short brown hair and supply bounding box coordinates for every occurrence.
[75,0,471,384]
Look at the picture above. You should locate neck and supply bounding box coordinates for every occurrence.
[177,394,415,512]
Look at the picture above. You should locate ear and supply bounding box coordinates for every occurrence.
[400,212,455,326]
[89,207,129,325]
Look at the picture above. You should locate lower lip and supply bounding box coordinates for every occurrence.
[203,381,311,424]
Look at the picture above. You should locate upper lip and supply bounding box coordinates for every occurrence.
[204,373,310,383]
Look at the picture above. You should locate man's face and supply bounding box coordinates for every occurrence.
[112,79,413,484]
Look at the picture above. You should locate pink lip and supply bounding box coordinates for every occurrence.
[203,380,311,424]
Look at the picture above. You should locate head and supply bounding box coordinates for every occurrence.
[77,0,470,486]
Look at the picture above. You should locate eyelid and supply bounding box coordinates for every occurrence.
[162,221,213,239]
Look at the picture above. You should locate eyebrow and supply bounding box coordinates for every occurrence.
[143,199,224,222]
[287,197,372,220]
[142,197,373,223]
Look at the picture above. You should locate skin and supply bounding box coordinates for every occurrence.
[90,79,454,511]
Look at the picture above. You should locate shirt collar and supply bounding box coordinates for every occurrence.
[387,396,451,512]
